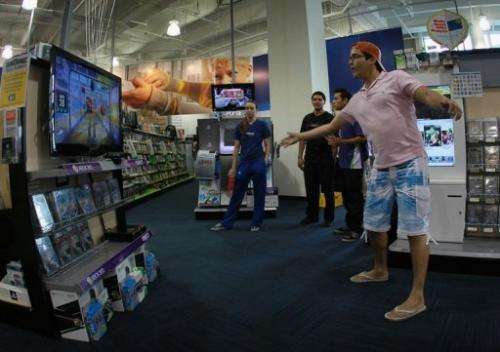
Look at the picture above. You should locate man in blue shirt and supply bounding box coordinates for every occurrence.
[211,102,272,232]
[327,88,368,241]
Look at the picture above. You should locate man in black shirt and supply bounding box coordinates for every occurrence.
[298,91,335,226]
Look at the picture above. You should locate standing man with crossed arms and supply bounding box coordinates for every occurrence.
[281,41,462,321]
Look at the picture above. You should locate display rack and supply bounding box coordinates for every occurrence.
[193,116,279,220]
[122,128,192,207]
[465,117,500,238]
[0,51,158,341]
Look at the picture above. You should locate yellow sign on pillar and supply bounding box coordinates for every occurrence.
[0,53,30,109]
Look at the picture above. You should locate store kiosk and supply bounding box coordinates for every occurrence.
[0,46,158,341]
[389,69,469,255]
[193,84,278,218]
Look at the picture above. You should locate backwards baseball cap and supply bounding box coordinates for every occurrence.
[352,41,386,72]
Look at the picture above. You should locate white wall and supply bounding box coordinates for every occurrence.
[267,0,330,197]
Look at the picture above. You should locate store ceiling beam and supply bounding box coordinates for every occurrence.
[392,8,415,38]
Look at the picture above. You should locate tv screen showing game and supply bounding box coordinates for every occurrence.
[211,83,255,111]
[417,118,455,167]
[49,46,121,155]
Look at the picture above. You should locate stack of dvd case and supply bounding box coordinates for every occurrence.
[466,117,500,238]
[29,178,121,276]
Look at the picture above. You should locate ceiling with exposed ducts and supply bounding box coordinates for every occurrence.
[0,0,500,67]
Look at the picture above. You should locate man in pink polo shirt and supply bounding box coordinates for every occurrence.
[281,41,462,321]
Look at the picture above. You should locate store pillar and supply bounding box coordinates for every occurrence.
[267,0,331,197]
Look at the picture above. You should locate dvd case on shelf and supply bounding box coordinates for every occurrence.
[107,179,122,204]
[467,146,483,171]
[52,229,73,265]
[467,203,483,224]
[468,175,484,196]
[76,185,97,215]
[35,236,61,275]
[466,121,484,142]
[483,119,499,142]
[68,226,85,257]
[32,193,55,232]
[484,175,499,196]
[483,204,499,225]
[484,146,500,170]
[76,222,94,251]
[51,188,80,222]
[92,181,112,209]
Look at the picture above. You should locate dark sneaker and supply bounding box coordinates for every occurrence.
[300,218,318,225]
[250,225,261,232]
[341,232,360,242]
[333,227,349,234]
[211,223,227,231]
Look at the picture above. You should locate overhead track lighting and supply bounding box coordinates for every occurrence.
[166,20,181,37]
[21,0,37,10]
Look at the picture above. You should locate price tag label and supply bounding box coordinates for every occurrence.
[469,197,480,203]
[483,227,494,233]
[467,227,478,232]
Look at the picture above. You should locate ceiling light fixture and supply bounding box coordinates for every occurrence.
[21,0,37,10]
[112,57,119,67]
[2,45,13,59]
[166,20,181,37]
[479,14,491,32]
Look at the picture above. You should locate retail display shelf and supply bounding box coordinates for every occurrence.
[122,159,148,168]
[389,238,500,259]
[122,127,168,138]
[194,206,278,213]
[0,281,32,308]
[34,199,127,237]
[28,160,121,180]
[43,231,153,294]
[124,176,194,205]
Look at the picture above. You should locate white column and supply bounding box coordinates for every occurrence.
[267,0,330,197]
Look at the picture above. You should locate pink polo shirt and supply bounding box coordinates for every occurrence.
[340,70,426,169]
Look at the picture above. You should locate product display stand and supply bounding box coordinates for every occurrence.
[193,113,278,220]
[389,64,500,267]
[0,52,157,340]
[122,127,193,208]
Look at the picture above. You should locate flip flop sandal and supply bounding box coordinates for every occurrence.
[350,271,389,283]
[384,305,427,322]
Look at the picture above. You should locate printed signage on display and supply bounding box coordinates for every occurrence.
[427,10,469,49]
[0,53,30,109]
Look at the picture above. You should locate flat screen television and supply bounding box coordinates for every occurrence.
[49,46,122,156]
[211,83,255,111]
[417,118,455,167]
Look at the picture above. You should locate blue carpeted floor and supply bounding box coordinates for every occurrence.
[2,181,500,351]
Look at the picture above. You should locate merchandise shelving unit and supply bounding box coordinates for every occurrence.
[122,128,193,207]
[390,69,500,268]
[465,118,500,239]
[0,53,155,339]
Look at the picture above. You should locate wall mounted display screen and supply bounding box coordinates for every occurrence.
[417,118,455,167]
[50,46,122,156]
[211,83,255,111]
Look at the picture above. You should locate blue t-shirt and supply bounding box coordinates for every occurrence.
[338,121,368,169]
[234,120,270,162]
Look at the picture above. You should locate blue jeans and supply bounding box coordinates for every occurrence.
[222,158,267,228]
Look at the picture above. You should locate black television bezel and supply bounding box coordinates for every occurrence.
[211,83,255,112]
[49,45,122,157]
